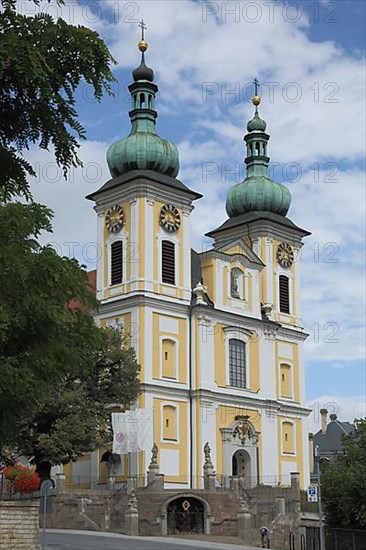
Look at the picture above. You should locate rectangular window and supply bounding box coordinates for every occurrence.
[161,240,175,285]
[279,275,290,314]
[229,339,246,388]
[111,241,123,285]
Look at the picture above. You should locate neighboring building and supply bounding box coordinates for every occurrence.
[63,36,312,490]
[310,409,354,479]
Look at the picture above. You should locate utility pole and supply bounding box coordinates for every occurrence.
[315,445,326,550]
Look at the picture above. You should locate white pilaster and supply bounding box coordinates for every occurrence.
[145,199,154,291]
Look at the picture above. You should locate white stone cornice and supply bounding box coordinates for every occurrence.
[190,389,311,417]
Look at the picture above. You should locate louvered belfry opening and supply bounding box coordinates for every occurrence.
[279,275,290,314]
[162,240,175,285]
[111,241,123,285]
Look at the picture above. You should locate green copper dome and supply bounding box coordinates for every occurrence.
[106,44,179,179]
[226,175,291,217]
[107,129,179,179]
[247,111,267,132]
[226,104,291,218]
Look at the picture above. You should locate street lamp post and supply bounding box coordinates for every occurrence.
[315,445,327,550]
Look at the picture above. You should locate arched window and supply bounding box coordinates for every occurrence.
[162,339,177,379]
[110,241,123,285]
[163,405,177,441]
[161,240,175,285]
[279,275,290,314]
[280,364,292,398]
[229,339,246,388]
[282,422,295,454]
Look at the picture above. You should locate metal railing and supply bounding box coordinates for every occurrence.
[0,474,39,501]
[305,526,366,550]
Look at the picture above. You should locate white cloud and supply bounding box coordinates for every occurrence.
[22,1,365,379]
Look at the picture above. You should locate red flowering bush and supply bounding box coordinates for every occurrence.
[3,463,40,494]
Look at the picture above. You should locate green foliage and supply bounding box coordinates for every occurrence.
[321,418,366,529]
[17,327,140,478]
[0,0,115,200]
[0,203,140,476]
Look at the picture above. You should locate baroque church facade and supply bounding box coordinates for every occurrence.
[65,36,311,490]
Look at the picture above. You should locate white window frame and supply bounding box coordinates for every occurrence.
[223,327,251,390]
[281,420,297,456]
[107,232,127,287]
[276,267,293,315]
[279,362,294,400]
[160,402,179,444]
[159,336,179,380]
[158,234,179,287]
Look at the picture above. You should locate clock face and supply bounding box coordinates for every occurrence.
[159,204,181,232]
[105,205,124,233]
[277,243,294,268]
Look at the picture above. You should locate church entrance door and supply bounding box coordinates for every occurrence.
[232,449,250,478]
[167,497,204,535]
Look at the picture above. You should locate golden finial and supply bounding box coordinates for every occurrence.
[138,20,148,52]
[252,77,261,106]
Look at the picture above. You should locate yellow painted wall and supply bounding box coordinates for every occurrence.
[214,323,226,387]
[280,364,292,398]
[249,332,260,392]
[152,313,187,383]
[138,198,145,283]
[277,416,305,486]
[276,340,299,402]
[162,339,176,379]
[282,421,295,454]
[162,405,177,440]
[153,398,188,482]
[201,258,215,302]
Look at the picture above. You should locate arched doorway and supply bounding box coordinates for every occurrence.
[232,449,251,477]
[167,497,204,535]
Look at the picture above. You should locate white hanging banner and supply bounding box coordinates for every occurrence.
[136,408,153,451]
[112,409,153,454]
[112,412,128,454]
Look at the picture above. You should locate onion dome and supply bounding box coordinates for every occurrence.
[247,111,267,132]
[226,89,291,218]
[106,26,179,179]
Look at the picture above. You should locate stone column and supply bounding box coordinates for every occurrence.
[203,442,216,491]
[290,472,301,514]
[237,494,252,539]
[124,491,139,536]
[55,472,66,495]
[147,443,160,484]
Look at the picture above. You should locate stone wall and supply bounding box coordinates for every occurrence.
[0,501,39,550]
[45,474,308,547]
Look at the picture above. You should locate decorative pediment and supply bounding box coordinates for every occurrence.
[215,238,264,269]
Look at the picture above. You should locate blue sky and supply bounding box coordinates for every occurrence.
[24,0,365,429]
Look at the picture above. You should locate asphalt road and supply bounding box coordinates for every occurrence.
[44,530,260,550]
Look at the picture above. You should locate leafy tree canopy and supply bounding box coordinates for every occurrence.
[0,203,140,477]
[0,0,115,200]
[321,418,366,529]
